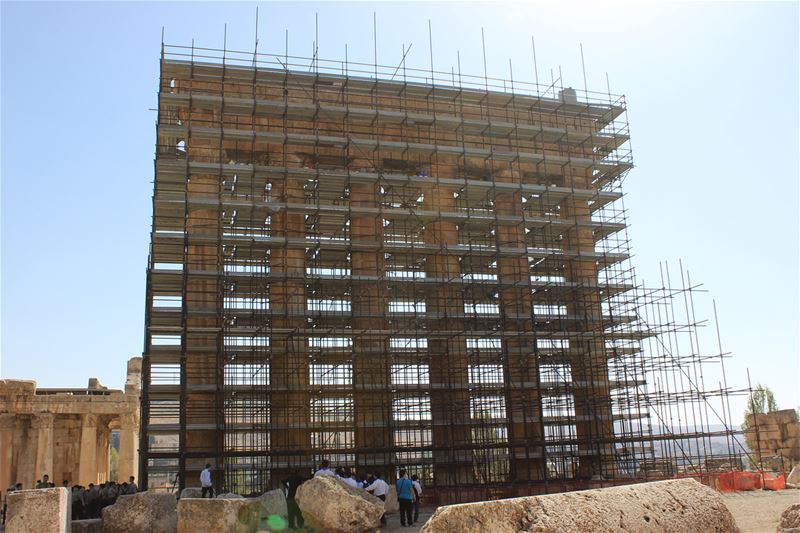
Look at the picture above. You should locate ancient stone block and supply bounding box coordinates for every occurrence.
[777,503,800,533]
[420,479,740,533]
[179,487,202,499]
[72,518,103,533]
[5,487,71,533]
[102,491,178,533]
[257,488,288,518]
[296,475,384,533]
[216,492,244,498]
[385,485,400,514]
[177,497,265,533]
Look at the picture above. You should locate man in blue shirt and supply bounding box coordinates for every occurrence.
[395,469,415,527]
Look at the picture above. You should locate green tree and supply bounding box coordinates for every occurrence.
[109,447,119,482]
[743,384,778,419]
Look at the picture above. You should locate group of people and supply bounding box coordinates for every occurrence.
[281,460,424,529]
[69,477,139,519]
[1,473,138,525]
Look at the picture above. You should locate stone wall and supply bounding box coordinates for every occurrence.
[745,409,800,471]
[0,358,141,489]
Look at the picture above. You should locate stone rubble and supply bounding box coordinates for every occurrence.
[101,491,178,533]
[777,503,800,533]
[296,475,384,533]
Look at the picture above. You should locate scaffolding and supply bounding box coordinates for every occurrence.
[139,40,749,502]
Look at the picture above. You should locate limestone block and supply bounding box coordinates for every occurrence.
[179,487,203,499]
[5,487,71,533]
[296,475,384,533]
[177,497,264,533]
[216,492,244,498]
[102,491,178,533]
[257,488,288,518]
[385,485,400,514]
[72,518,103,533]
[777,503,800,533]
[787,465,800,486]
[420,479,740,533]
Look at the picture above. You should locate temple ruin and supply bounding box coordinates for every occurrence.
[0,358,141,490]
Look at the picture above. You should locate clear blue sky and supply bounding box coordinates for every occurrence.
[2,1,797,424]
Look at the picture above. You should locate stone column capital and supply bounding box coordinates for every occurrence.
[82,413,98,428]
[118,412,140,429]
[30,412,55,429]
[0,412,16,428]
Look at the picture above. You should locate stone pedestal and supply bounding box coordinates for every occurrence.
[5,487,71,533]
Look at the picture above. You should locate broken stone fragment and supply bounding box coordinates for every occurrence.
[101,491,178,533]
[296,475,384,533]
[420,478,740,533]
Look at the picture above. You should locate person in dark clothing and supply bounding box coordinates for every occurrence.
[71,485,84,520]
[86,483,100,518]
[282,471,306,530]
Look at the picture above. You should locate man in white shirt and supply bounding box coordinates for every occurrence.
[364,473,389,525]
[339,469,359,488]
[200,463,213,498]
[314,459,335,477]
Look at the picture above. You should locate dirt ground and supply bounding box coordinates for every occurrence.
[722,490,799,533]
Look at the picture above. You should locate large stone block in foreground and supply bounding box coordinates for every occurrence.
[102,491,178,533]
[777,503,800,533]
[5,487,71,533]
[420,479,740,533]
[177,498,265,533]
[296,475,384,533]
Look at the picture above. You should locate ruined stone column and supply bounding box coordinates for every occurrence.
[184,130,224,482]
[269,175,310,484]
[117,413,139,482]
[494,168,545,482]
[78,414,98,485]
[95,421,110,483]
[351,182,392,473]
[561,170,615,478]
[425,182,473,486]
[0,413,15,491]
[32,413,54,483]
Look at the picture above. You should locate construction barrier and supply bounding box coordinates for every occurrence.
[763,473,786,491]
[718,471,786,492]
